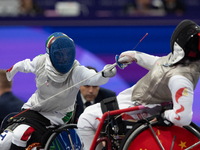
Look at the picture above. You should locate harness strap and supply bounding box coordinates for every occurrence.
[7,109,51,135]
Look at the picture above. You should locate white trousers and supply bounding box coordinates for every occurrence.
[0,124,32,149]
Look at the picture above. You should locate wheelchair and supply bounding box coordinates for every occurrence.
[26,104,200,150]
[26,104,83,150]
[26,123,82,150]
[90,105,200,150]
[0,104,83,150]
[2,105,200,150]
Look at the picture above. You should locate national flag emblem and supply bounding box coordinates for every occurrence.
[6,66,14,72]
[46,35,55,50]
[174,87,187,121]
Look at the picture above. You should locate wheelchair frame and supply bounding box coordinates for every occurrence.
[90,105,200,150]
[23,104,200,150]
[90,105,145,149]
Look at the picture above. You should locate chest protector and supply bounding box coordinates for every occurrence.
[131,54,200,105]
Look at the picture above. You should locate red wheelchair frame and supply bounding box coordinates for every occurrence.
[90,105,200,150]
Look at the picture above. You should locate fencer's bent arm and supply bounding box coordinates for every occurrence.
[118,50,160,70]
[6,55,39,81]
[164,75,194,126]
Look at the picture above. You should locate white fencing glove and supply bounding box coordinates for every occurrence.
[102,64,117,78]
[116,51,137,69]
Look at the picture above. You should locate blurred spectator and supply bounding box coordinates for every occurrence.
[0,0,43,17]
[0,70,24,124]
[0,0,20,17]
[45,1,89,17]
[19,0,44,16]
[75,66,116,121]
[163,0,186,16]
[122,0,165,16]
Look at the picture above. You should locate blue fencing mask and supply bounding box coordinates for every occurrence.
[46,32,76,74]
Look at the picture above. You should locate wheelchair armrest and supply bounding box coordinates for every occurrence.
[54,123,77,133]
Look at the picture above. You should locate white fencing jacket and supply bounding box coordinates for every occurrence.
[6,54,109,125]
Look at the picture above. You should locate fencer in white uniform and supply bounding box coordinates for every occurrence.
[0,32,117,150]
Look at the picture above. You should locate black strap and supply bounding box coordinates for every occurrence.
[7,110,51,135]
[101,96,119,114]
[8,110,50,126]
[10,143,25,150]
[100,97,125,134]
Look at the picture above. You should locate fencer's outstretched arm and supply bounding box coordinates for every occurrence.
[118,51,160,70]
[72,64,116,88]
[6,55,40,81]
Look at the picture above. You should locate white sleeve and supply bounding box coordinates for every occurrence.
[6,55,40,81]
[135,51,160,70]
[164,75,194,126]
[72,65,109,88]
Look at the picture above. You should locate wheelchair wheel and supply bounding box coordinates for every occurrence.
[120,122,200,150]
[44,124,82,150]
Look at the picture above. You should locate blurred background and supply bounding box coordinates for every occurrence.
[0,0,200,125]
